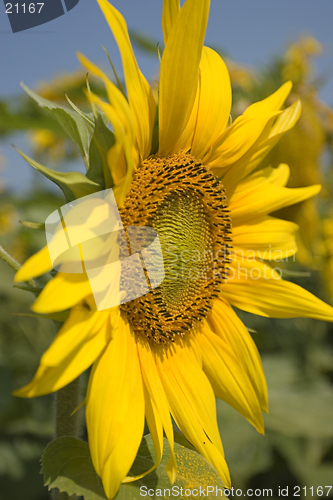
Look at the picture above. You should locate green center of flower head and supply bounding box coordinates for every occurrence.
[153,193,213,311]
[120,152,232,344]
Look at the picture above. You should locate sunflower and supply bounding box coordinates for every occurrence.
[13,0,333,498]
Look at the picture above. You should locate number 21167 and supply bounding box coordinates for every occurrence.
[5,3,44,14]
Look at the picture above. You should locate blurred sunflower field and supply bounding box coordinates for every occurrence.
[1,21,333,500]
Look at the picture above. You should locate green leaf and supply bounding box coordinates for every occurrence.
[0,97,68,135]
[41,437,107,500]
[41,435,225,500]
[16,148,100,202]
[21,82,94,169]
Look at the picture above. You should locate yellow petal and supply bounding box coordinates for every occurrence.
[14,245,52,282]
[227,254,282,282]
[261,163,290,187]
[96,0,155,158]
[270,99,302,136]
[230,174,321,224]
[223,259,333,321]
[78,54,136,143]
[191,47,232,160]
[206,111,280,170]
[154,337,231,487]
[171,80,200,154]
[122,383,168,484]
[78,54,139,205]
[13,308,110,397]
[137,338,177,484]
[43,307,111,366]
[242,81,292,117]
[172,46,231,155]
[210,83,292,173]
[107,141,126,185]
[232,163,290,195]
[162,0,180,43]
[221,100,302,194]
[88,92,138,206]
[86,314,145,499]
[233,216,298,260]
[197,323,264,433]
[208,299,268,413]
[205,80,293,169]
[32,273,92,314]
[158,0,210,155]
[143,387,164,471]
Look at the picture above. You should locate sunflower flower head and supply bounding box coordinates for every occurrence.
[13,0,333,498]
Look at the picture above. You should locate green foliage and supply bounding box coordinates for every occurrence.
[13,82,115,197]
[118,433,225,499]
[41,437,106,500]
[21,83,94,170]
[0,261,55,500]
[16,148,100,203]
[217,351,333,494]
[0,97,66,136]
[41,435,225,500]
[263,356,333,438]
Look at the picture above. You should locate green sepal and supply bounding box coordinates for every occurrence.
[12,284,43,295]
[10,310,69,322]
[21,82,94,169]
[87,112,114,189]
[65,93,95,128]
[86,81,115,189]
[16,148,100,202]
[102,46,126,98]
[150,104,159,155]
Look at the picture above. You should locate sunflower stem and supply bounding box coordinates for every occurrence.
[52,354,83,500]
[51,377,82,500]
[0,243,39,289]
[54,376,82,439]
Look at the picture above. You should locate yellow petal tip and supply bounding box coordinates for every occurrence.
[166,456,177,485]
[14,267,32,283]
[12,385,33,398]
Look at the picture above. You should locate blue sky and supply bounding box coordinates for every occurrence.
[1,0,333,191]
